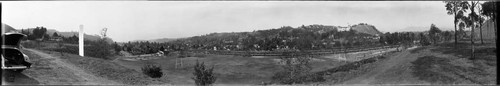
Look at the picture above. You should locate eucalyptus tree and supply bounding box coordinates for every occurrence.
[460,1,482,59]
[444,1,469,46]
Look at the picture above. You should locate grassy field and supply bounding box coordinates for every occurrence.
[113,54,348,85]
[414,42,497,84]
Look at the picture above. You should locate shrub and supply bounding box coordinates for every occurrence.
[192,60,217,86]
[271,51,316,84]
[141,64,163,78]
[85,39,113,59]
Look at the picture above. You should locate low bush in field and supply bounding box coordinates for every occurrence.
[141,64,164,78]
[192,61,217,86]
[141,64,163,78]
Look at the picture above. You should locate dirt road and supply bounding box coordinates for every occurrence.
[2,49,120,85]
[341,47,428,84]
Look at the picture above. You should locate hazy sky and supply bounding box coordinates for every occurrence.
[3,1,455,42]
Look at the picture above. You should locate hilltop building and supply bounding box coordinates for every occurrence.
[337,26,350,31]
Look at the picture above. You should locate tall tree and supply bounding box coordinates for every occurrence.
[52,32,59,37]
[463,1,481,59]
[477,14,486,44]
[429,24,442,44]
[445,1,469,46]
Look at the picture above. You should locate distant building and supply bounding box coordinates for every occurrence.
[337,26,350,31]
[156,51,164,56]
[49,37,63,41]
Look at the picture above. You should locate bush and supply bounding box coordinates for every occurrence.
[141,64,163,78]
[85,39,113,59]
[271,51,316,84]
[192,60,217,86]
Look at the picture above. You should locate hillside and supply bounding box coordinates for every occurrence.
[17,28,113,42]
[162,24,379,51]
[132,38,178,43]
[351,23,382,36]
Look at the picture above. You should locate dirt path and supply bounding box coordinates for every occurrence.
[24,49,120,85]
[341,47,424,84]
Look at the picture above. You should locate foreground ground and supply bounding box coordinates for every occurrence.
[2,48,167,85]
[2,49,119,85]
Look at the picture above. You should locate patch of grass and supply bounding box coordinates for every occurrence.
[430,43,497,68]
[431,42,496,59]
[411,56,456,84]
[21,41,46,48]
[47,51,168,85]
[277,55,388,84]
[409,47,426,53]
[411,55,493,84]
[317,56,385,75]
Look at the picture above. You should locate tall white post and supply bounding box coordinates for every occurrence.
[79,25,84,57]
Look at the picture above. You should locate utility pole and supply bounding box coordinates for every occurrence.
[79,25,84,57]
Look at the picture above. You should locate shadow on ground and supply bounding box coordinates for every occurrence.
[1,70,40,85]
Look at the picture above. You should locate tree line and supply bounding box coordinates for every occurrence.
[444,1,497,59]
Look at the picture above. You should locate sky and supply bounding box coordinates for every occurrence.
[2,1,455,42]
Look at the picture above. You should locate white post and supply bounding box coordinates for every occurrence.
[79,25,84,57]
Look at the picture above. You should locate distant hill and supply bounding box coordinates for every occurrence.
[396,26,429,32]
[16,28,113,43]
[351,23,382,36]
[132,38,178,43]
[396,25,453,32]
[160,24,382,50]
